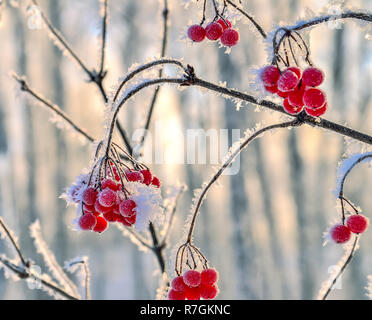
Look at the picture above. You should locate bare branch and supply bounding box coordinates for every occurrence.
[98,0,109,77]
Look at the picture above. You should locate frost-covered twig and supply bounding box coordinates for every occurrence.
[317,235,360,300]
[225,0,266,39]
[0,217,28,266]
[64,257,91,300]
[0,217,79,300]
[12,73,94,143]
[185,119,302,243]
[29,221,80,298]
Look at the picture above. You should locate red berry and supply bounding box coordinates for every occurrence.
[302,67,324,87]
[117,215,131,227]
[200,284,218,299]
[205,22,223,40]
[119,199,137,217]
[304,103,327,117]
[83,203,96,214]
[101,179,120,191]
[347,214,369,234]
[283,98,303,115]
[171,276,187,292]
[221,28,239,47]
[183,270,201,287]
[98,188,117,207]
[94,199,112,214]
[331,224,351,244]
[124,214,136,225]
[288,86,305,107]
[140,170,152,185]
[93,216,108,233]
[82,187,97,206]
[187,25,206,42]
[201,268,218,286]
[277,90,289,98]
[260,66,280,87]
[303,88,326,109]
[125,170,144,183]
[216,18,231,31]
[78,213,97,231]
[103,212,117,222]
[151,176,161,188]
[264,85,278,94]
[287,66,302,79]
[277,70,299,92]
[184,286,201,300]
[168,289,186,300]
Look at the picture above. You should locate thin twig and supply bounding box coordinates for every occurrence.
[320,235,360,300]
[185,119,302,242]
[98,0,108,77]
[12,74,95,143]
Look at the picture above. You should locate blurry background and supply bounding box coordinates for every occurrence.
[1,0,372,299]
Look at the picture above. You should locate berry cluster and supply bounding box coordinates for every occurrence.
[187,19,239,47]
[168,268,219,300]
[260,65,327,117]
[66,166,161,233]
[330,214,369,244]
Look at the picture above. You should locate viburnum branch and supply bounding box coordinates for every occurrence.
[225,0,267,39]
[67,259,91,300]
[0,217,79,300]
[28,0,131,152]
[185,119,302,243]
[12,73,95,143]
[320,235,360,300]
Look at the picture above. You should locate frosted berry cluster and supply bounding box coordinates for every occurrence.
[330,214,369,244]
[187,19,239,47]
[260,65,327,117]
[65,165,162,233]
[168,268,219,300]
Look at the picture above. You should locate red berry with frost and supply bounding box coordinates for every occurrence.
[201,268,218,286]
[83,203,96,214]
[124,214,136,225]
[305,103,327,117]
[82,187,97,206]
[287,66,302,79]
[168,289,186,300]
[347,214,369,234]
[260,65,280,87]
[216,18,231,31]
[93,216,108,233]
[171,276,187,292]
[277,70,299,92]
[101,179,120,191]
[302,67,324,87]
[283,98,303,115]
[200,284,219,300]
[187,25,206,42]
[140,169,152,185]
[184,286,201,300]
[303,88,326,109]
[277,90,289,98]
[126,170,144,183]
[183,270,201,287]
[288,85,305,108]
[151,176,161,188]
[221,28,239,47]
[98,188,117,207]
[119,199,136,217]
[103,211,118,222]
[265,85,278,94]
[94,199,113,214]
[205,22,223,40]
[331,224,351,244]
[78,213,97,231]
